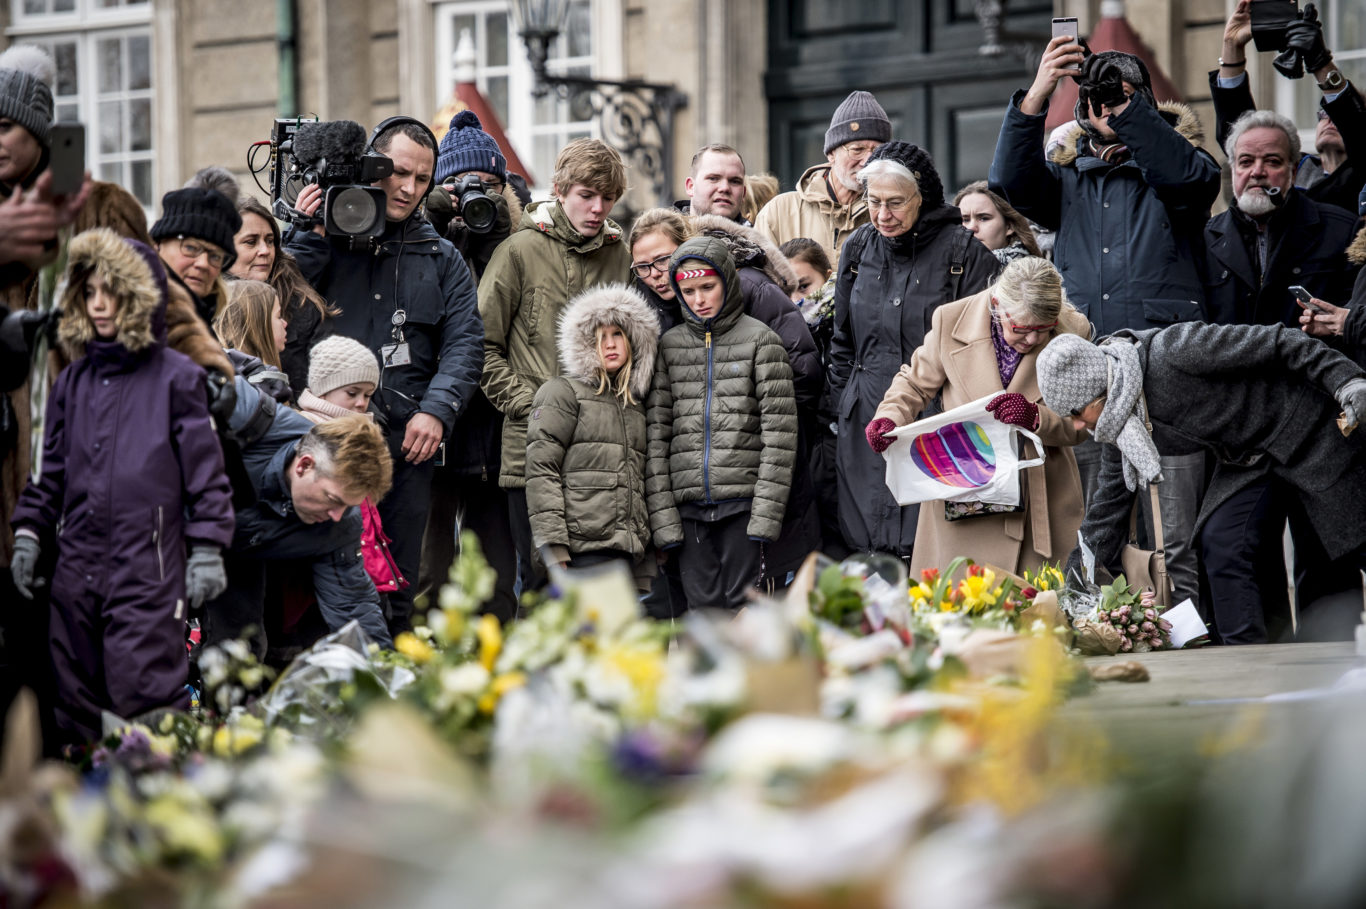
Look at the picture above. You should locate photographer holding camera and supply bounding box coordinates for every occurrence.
[1213,0,1364,217]
[285,116,484,638]
[414,110,519,622]
[988,39,1222,615]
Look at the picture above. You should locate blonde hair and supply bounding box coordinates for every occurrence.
[298,414,393,502]
[953,180,1041,257]
[990,256,1082,336]
[627,207,691,254]
[552,138,627,200]
[216,280,283,367]
[595,323,637,405]
[741,172,780,225]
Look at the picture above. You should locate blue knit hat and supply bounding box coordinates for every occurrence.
[436,110,507,185]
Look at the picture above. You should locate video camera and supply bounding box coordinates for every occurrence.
[269,118,394,239]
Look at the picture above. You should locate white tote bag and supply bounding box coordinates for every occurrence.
[882,394,1046,507]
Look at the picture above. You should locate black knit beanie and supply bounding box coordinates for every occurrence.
[149,187,243,267]
[866,141,944,210]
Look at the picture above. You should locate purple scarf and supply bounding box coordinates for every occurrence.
[989,312,1023,388]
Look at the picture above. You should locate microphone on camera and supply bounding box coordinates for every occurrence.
[291,120,367,166]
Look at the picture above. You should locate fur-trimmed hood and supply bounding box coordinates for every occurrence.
[58,227,168,358]
[556,283,660,400]
[1048,100,1205,168]
[1349,224,1366,266]
[688,213,800,295]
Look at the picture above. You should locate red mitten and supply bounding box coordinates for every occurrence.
[985,393,1039,430]
[865,417,897,453]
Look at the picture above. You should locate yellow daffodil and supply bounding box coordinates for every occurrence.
[395,632,436,665]
[477,671,526,714]
[477,614,503,671]
[601,641,666,718]
[957,573,1000,613]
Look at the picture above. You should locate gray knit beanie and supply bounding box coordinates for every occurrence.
[0,45,55,147]
[824,90,891,155]
[308,335,380,397]
[1037,333,1109,417]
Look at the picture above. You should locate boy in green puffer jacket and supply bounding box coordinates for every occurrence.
[646,237,798,611]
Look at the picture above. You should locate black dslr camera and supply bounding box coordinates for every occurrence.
[1250,0,1299,52]
[269,118,395,238]
[445,174,499,234]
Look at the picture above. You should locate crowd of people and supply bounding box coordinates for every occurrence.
[2,0,1366,748]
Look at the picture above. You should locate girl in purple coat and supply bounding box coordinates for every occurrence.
[10,228,235,744]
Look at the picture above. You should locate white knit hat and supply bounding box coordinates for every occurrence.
[308,335,379,397]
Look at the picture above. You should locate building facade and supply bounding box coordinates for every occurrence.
[2,0,1361,212]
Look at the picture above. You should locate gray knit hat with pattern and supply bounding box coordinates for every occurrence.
[824,90,891,154]
[0,45,55,147]
[1036,333,1109,418]
[308,335,380,397]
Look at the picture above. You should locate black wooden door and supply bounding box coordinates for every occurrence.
[766,0,1053,192]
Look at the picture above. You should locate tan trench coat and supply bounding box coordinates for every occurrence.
[873,289,1090,575]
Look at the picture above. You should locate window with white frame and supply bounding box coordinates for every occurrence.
[433,0,596,195]
[1274,3,1366,151]
[7,0,154,204]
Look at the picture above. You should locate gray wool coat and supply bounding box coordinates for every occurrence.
[1080,322,1366,571]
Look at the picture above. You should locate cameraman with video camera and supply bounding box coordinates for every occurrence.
[285,117,483,638]
[1213,0,1364,217]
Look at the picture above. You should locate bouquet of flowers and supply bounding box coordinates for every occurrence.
[1089,575,1173,653]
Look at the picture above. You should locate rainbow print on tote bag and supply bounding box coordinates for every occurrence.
[882,394,1046,507]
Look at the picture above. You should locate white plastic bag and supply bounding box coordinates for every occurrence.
[881,394,1045,507]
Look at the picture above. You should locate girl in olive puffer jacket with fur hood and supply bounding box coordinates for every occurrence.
[526,284,660,583]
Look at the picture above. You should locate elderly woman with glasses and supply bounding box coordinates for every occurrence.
[150,186,242,328]
[828,142,998,558]
[866,256,1091,574]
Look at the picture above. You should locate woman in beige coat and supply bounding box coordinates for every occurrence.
[866,257,1090,575]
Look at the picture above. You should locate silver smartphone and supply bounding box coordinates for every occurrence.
[1289,285,1323,313]
[1051,17,1081,72]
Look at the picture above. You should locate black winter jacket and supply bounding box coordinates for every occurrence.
[1203,190,1359,327]
[285,216,484,440]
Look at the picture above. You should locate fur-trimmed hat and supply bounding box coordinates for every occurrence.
[556,283,660,401]
[58,227,169,356]
[149,187,242,267]
[0,45,54,147]
[824,90,891,155]
[866,141,944,210]
[436,110,507,185]
[308,335,380,397]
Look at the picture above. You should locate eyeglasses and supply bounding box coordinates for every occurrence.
[1316,110,1332,122]
[839,142,881,158]
[630,252,673,279]
[867,196,916,213]
[1069,395,1106,418]
[176,236,228,269]
[1007,319,1058,336]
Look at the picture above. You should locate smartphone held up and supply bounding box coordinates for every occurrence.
[1051,17,1082,72]
[47,123,85,196]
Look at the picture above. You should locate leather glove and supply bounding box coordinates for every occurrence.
[1284,3,1332,74]
[205,368,236,426]
[425,185,458,239]
[11,533,40,600]
[1335,377,1366,430]
[185,545,227,612]
[1079,55,1128,118]
[865,417,897,454]
[985,393,1040,430]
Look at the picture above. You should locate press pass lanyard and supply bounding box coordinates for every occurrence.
[381,308,411,367]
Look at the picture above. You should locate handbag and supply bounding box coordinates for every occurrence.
[882,394,1046,507]
[1118,392,1174,607]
